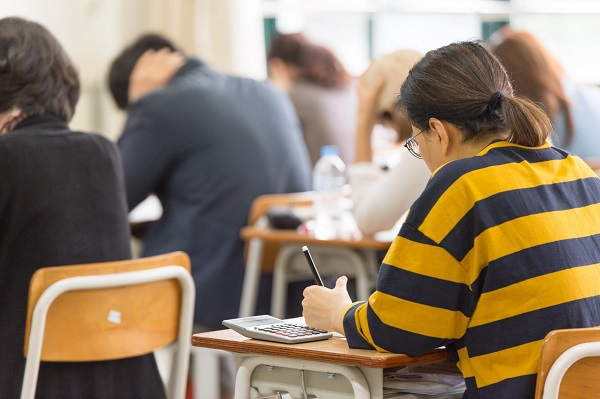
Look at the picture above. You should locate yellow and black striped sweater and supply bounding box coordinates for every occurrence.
[343,140,600,399]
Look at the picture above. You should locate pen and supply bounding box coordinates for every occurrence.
[302,245,324,286]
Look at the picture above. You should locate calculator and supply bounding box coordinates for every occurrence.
[222,315,333,344]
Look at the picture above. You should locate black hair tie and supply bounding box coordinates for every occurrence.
[488,91,503,110]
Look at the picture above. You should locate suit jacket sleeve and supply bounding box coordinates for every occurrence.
[117,97,176,210]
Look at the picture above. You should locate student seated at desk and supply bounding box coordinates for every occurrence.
[302,41,600,399]
[0,17,164,398]
[107,34,312,332]
[267,33,357,166]
[349,50,431,235]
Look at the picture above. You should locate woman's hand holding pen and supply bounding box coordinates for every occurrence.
[302,276,352,335]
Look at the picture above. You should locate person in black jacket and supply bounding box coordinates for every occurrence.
[0,17,166,398]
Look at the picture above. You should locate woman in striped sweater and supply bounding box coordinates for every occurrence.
[302,40,600,399]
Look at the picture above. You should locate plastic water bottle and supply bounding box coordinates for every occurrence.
[312,146,347,239]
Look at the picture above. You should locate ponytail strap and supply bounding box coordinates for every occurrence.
[488,91,503,110]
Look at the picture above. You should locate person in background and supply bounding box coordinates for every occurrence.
[302,40,600,399]
[349,50,431,235]
[0,17,165,398]
[490,27,600,167]
[108,34,312,331]
[109,35,312,398]
[267,33,357,165]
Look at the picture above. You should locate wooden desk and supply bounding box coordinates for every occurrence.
[240,226,392,251]
[239,224,392,318]
[192,329,451,399]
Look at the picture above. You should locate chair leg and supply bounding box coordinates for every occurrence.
[155,343,177,388]
[271,245,297,318]
[355,265,372,302]
[191,347,221,399]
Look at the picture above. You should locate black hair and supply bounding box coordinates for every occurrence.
[399,40,551,147]
[0,17,80,121]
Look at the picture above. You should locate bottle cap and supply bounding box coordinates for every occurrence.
[320,145,339,157]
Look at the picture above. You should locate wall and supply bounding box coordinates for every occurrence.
[1,0,266,140]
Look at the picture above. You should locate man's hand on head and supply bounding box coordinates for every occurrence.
[128,48,185,104]
[358,72,386,124]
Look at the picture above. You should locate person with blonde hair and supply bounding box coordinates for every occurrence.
[303,40,600,399]
[348,50,431,235]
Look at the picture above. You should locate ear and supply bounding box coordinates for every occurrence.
[267,59,294,90]
[428,118,451,156]
[268,59,287,78]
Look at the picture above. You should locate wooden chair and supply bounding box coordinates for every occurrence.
[245,191,316,273]
[21,252,195,399]
[244,192,378,318]
[535,327,600,399]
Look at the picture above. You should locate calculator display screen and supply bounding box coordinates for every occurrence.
[234,315,280,328]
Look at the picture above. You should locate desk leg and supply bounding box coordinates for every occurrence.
[239,236,265,318]
[360,249,380,281]
[234,355,371,399]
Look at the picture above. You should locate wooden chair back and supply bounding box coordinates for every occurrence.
[535,327,600,399]
[24,251,191,361]
[245,191,315,272]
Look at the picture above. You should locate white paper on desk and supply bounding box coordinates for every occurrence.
[383,386,465,399]
[383,363,465,395]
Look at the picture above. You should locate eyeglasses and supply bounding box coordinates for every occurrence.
[404,130,425,159]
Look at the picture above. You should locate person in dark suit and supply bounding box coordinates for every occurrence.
[107,35,312,332]
[0,17,166,398]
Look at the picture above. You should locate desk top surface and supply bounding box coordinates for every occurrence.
[192,329,449,369]
[240,226,392,250]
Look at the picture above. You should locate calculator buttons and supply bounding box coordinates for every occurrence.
[223,316,333,344]
[253,323,331,342]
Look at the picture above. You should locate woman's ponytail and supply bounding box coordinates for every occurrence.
[502,95,552,147]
